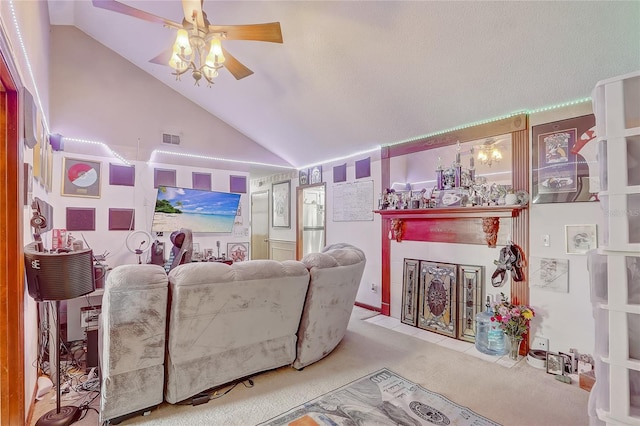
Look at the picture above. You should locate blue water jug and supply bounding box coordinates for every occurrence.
[475,296,508,356]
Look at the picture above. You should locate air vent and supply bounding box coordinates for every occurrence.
[162,133,181,145]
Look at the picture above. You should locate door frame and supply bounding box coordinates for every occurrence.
[250,190,269,260]
[295,182,326,260]
[0,41,26,424]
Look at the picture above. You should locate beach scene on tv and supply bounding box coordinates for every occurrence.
[152,186,241,233]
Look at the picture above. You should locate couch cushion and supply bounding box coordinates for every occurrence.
[294,244,366,369]
[164,260,310,403]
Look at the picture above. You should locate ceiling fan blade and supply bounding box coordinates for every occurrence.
[211,23,283,43]
[181,0,206,28]
[92,0,182,29]
[148,47,174,66]
[221,48,254,80]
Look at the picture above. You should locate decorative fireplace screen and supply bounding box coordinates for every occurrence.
[401,259,484,342]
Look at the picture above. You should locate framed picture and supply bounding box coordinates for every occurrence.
[417,261,457,338]
[45,141,53,193]
[310,166,322,184]
[299,168,309,186]
[530,257,569,293]
[401,259,420,326]
[204,248,214,260]
[272,180,291,228]
[24,163,33,206]
[437,189,464,207]
[227,242,249,262]
[546,352,565,375]
[559,351,575,374]
[565,224,597,254]
[457,264,484,343]
[61,157,101,198]
[532,114,598,204]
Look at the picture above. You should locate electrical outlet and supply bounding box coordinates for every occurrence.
[532,336,549,351]
[370,283,377,292]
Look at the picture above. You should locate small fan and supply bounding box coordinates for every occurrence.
[126,230,153,264]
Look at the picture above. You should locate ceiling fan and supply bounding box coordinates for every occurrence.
[92,0,283,85]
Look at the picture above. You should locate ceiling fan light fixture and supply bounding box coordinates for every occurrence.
[91,0,283,84]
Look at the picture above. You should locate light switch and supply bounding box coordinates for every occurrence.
[542,234,550,247]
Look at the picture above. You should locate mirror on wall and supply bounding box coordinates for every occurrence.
[296,183,326,259]
[390,134,513,191]
[385,134,514,208]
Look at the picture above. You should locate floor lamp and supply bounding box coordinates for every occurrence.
[24,242,96,426]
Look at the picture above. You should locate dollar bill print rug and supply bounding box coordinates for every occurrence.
[259,368,500,426]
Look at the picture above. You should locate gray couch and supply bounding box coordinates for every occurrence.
[99,244,366,423]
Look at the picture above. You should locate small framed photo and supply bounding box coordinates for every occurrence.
[437,189,464,207]
[559,351,575,374]
[299,168,309,186]
[310,166,322,184]
[546,352,565,375]
[227,242,249,262]
[565,224,597,254]
[204,248,214,260]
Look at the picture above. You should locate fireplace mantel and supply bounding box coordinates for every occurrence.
[375,206,526,246]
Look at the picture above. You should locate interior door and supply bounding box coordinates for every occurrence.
[251,190,269,259]
[296,183,326,259]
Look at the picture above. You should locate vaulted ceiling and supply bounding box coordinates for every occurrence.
[48,1,640,169]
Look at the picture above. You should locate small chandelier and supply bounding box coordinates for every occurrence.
[169,20,226,87]
[476,140,503,167]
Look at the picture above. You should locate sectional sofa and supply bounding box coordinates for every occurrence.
[99,243,366,424]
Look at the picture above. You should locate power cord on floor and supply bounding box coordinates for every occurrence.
[178,377,255,406]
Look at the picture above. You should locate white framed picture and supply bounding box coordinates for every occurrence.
[530,257,569,293]
[565,224,597,254]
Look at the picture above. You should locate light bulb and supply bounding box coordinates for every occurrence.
[492,149,502,161]
[203,66,218,80]
[169,52,188,72]
[174,29,192,56]
[207,39,225,65]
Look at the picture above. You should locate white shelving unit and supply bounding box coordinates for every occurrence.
[590,70,640,425]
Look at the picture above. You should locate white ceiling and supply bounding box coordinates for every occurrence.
[47,1,640,169]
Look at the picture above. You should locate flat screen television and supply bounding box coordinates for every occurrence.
[151,186,241,233]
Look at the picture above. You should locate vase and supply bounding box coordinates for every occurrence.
[508,335,522,360]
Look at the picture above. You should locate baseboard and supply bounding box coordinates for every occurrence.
[354,301,381,312]
[25,378,38,426]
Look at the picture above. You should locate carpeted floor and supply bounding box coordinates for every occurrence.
[31,306,590,425]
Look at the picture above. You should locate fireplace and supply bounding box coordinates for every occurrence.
[401,259,484,343]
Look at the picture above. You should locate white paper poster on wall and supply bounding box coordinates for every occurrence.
[530,257,569,293]
[333,180,374,222]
